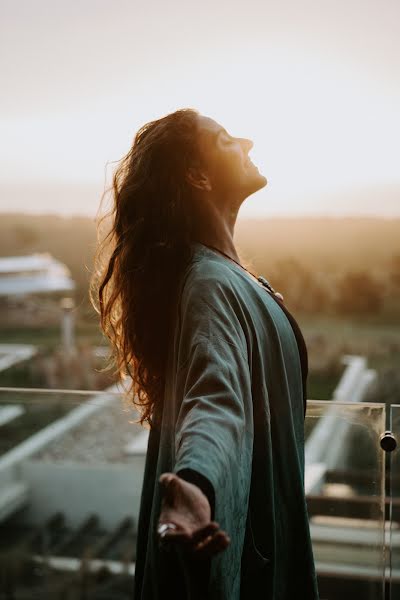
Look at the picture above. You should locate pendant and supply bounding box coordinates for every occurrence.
[257,276,284,301]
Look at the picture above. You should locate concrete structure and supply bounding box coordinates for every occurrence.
[0,404,25,426]
[60,297,76,356]
[0,254,75,297]
[0,384,149,530]
[305,354,377,489]
[1,356,398,595]
[0,344,37,372]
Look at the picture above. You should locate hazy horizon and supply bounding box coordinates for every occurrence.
[0,180,399,219]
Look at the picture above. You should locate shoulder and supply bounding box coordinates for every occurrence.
[180,251,240,309]
[176,249,250,359]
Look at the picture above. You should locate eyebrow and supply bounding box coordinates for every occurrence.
[205,127,230,147]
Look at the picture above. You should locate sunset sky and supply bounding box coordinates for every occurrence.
[1,0,399,217]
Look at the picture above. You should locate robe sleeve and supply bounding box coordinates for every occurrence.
[172,269,254,595]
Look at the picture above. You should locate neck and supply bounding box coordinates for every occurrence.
[192,195,241,263]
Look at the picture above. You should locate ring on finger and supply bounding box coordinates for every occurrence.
[157,522,177,538]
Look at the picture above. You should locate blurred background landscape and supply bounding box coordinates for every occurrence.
[1,0,399,597]
[1,212,399,402]
[1,0,399,399]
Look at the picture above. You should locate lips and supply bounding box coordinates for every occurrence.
[246,158,257,169]
[245,154,257,167]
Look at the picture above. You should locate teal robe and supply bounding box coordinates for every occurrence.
[133,242,320,599]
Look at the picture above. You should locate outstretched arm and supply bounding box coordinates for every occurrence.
[157,269,253,567]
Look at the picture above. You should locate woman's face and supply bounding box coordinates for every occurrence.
[193,114,267,199]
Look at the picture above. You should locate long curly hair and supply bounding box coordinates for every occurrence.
[90,108,203,428]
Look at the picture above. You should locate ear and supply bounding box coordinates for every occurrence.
[185,166,212,192]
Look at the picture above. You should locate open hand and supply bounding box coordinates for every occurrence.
[157,472,230,560]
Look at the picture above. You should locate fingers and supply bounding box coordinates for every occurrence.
[158,522,216,547]
[190,522,220,545]
[158,529,192,552]
[157,521,231,559]
[193,529,231,559]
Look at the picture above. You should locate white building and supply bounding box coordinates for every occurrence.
[0,253,75,297]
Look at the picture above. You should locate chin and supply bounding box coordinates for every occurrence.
[258,173,268,187]
[250,172,268,193]
[243,178,266,201]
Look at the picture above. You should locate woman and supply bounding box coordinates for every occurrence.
[91,108,320,599]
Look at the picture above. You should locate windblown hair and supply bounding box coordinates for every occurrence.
[90,108,203,428]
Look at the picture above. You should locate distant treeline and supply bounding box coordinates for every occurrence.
[234,217,400,316]
[0,213,399,317]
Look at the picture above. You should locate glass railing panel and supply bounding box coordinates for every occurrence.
[305,400,386,600]
[0,387,142,599]
[389,404,400,600]
[0,390,389,599]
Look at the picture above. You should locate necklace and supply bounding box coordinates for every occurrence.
[204,243,284,302]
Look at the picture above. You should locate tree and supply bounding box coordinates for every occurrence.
[13,224,38,250]
[334,270,383,315]
[269,258,331,313]
[388,254,400,292]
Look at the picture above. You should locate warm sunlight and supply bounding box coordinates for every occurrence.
[1,0,399,216]
[1,4,400,598]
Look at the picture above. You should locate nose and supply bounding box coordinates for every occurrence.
[240,137,253,153]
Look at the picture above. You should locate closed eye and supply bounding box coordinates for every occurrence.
[217,129,237,145]
[223,133,236,144]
